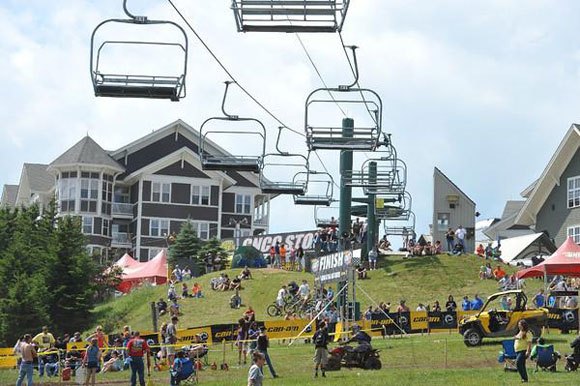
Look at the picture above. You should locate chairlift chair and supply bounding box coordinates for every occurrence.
[90,0,188,101]
[375,191,412,219]
[342,158,407,195]
[382,211,416,236]
[304,46,382,151]
[200,82,266,173]
[314,205,339,228]
[260,127,309,195]
[231,0,350,33]
[293,171,334,206]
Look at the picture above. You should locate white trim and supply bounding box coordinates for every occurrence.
[567,225,580,244]
[567,176,580,209]
[151,181,171,203]
[136,178,143,257]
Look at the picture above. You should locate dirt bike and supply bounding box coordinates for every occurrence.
[326,343,382,371]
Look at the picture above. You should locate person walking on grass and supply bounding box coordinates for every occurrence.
[15,334,36,386]
[312,322,330,378]
[247,351,266,386]
[256,327,278,378]
[83,338,101,386]
[127,331,151,386]
[514,320,532,383]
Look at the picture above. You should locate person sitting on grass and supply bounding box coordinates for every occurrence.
[493,265,506,280]
[230,276,242,291]
[356,265,368,280]
[157,298,168,316]
[476,244,485,258]
[230,289,242,309]
[170,299,181,317]
[102,350,123,373]
[471,294,484,310]
[433,240,443,254]
[451,242,464,256]
[462,296,471,311]
[192,283,203,298]
[432,300,442,313]
[240,266,252,280]
[218,275,231,291]
[485,243,493,259]
[181,283,189,299]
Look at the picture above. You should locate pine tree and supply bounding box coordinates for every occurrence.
[199,237,229,268]
[169,220,202,275]
[45,215,98,334]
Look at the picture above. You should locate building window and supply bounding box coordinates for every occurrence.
[235,194,252,214]
[59,177,77,212]
[150,219,169,237]
[152,182,170,203]
[80,178,99,213]
[82,216,93,234]
[114,186,130,203]
[102,219,110,237]
[199,222,209,240]
[191,185,211,206]
[568,226,580,244]
[568,177,580,208]
[437,213,450,232]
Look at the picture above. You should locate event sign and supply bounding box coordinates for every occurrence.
[311,250,359,284]
[547,308,578,331]
[240,230,318,253]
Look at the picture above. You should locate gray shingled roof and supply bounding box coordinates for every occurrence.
[50,136,124,171]
[501,200,526,219]
[1,185,18,206]
[23,163,54,192]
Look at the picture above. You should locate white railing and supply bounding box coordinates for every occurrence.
[112,202,133,216]
[112,232,131,245]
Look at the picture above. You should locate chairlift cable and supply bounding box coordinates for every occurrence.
[166,0,339,189]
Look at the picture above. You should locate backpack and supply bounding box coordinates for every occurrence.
[314,331,327,347]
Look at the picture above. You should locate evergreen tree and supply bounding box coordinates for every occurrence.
[199,237,229,268]
[45,216,98,334]
[169,220,202,275]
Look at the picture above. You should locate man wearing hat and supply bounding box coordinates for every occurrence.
[256,326,277,378]
[166,316,179,365]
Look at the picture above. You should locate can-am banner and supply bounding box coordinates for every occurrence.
[240,230,318,253]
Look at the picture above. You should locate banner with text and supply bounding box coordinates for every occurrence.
[312,250,359,284]
[240,230,318,253]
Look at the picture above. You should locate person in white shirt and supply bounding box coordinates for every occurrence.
[455,226,467,251]
[416,303,427,312]
[298,280,311,307]
[276,286,287,308]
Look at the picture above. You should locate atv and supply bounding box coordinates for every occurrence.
[458,290,548,347]
[326,343,382,371]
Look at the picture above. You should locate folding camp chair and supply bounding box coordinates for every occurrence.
[535,345,558,372]
[170,357,197,385]
[498,340,517,372]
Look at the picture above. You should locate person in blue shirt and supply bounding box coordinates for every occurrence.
[471,294,484,310]
[462,296,472,311]
[532,289,545,308]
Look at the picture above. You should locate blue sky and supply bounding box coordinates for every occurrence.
[2,0,580,239]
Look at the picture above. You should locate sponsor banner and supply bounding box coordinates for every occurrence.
[547,308,578,330]
[210,323,238,342]
[312,250,358,285]
[427,311,458,330]
[240,230,318,253]
[367,312,412,335]
[177,326,213,345]
[410,311,429,331]
[142,332,161,352]
[263,319,315,340]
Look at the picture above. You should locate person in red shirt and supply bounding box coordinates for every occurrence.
[126,331,151,386]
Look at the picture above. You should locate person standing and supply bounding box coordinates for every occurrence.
[514,320,532,383]
[82,338,101,386]
[126,331,151,386]
[166,316,179,365]
[32,325,55,376]
[256,327,277,378]
[15,334,36,386]
[247,351,265,386]
[312,322,330,378]
[445,228,455,252]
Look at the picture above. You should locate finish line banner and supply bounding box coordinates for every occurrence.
[240,230,318,253]
[311,250,360,284]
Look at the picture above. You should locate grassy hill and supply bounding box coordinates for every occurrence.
[91,254,543,333]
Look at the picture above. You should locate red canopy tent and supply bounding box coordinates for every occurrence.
[114,253,141,269]
[117,250,168,293]
[516,237,580,279]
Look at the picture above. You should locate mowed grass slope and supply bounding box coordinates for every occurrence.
[91,254,544,333]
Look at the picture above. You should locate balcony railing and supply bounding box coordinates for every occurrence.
[112,202,133,216]
[254,216,268,227]
[112,232,131,246]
